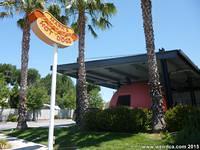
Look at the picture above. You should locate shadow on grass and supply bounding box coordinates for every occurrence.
[7,128,49,144]
[54,126,134,149]
[5,126,167,149]
[6,126,133,149]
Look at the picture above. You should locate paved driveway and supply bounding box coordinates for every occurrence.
[0,119,75,130]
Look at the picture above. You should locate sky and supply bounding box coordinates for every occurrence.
[0,0,200,102]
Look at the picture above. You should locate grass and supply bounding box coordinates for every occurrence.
[2,126,173,150]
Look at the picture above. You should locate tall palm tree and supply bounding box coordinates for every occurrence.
[13,0,44,129]
[62,0,116,127]
[140,0,165,131]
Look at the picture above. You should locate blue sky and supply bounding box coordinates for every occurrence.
[0,0,200,102]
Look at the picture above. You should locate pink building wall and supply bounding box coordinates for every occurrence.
[109,82,167,111]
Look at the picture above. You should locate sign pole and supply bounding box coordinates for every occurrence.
[48,44,58,150]
[28,10,78,149]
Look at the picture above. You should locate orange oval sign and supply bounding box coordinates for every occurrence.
[28,9,78,48]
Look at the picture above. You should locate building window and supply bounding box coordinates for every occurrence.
[117,95,131,106]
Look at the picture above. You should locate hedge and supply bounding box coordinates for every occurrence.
[83,107,148,133]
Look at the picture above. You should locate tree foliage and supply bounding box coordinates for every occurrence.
[0,76,9,108]
[0,64,20,85]
[27,85,49,111]
[87,83,104,109]
[40,74,76,109]
[27,68,41,86]
[62,0,117,38]
[9,83,19,108]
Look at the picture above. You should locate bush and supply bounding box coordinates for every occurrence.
[175,125,200,144]
[7,114,18,122]
[165,105,200,132]
[174,109,200,144]
[83,108,102,131]
[0,139,11,149]
[142,109,152,131]
[84,107,147,133]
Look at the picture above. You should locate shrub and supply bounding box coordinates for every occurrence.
[175,125,200,144]
[143,109,152,131]
[175,110,200,144]
[165,105,200,132]
[7,114,18,122]
[83,108,102,131]
[84,107,147,133]
[0,139,11,149]
[98,107,134,132]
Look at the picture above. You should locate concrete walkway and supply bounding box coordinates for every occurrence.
[0,133,47,150]
[0,119,75,130]
[0,119,75,149]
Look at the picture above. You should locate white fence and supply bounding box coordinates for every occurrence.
[0,108,74,122]
[0,108,17,122]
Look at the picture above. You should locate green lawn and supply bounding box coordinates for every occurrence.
[2,126,173,150]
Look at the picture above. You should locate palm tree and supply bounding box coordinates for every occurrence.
[62,0,116,127]
[140,0,166,131]
[13,0,44,129]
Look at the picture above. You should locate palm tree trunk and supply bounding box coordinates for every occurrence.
[76,8,88,127]
[17,17,30,129]
[32,109,36,121]
[141,0,166,132]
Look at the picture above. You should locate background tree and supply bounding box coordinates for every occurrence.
[57,90,76,109]
[27,68,41,86]
[140,0,166,131]
[0,64,20,108]
[27,85,49,121]
[87,83,104,109]
[0,64,20,85]
[40,74,76,109]
[63,0,116,127]
[9,83,19,108]
[0,75,9,108]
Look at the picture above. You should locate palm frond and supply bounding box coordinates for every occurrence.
[71,22,78,33]
[0,11,11,18]
[48,4,68,24]
[92,16,112,30]
[17,18,25,29]
[87,1,116,30]
[0,0,15,6]
[60,0,116,37]
[0,0,15,18]
[88,24,97,38]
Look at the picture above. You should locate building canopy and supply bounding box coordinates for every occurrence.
[57,50,200,92]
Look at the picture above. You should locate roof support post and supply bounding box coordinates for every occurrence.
[187,78,197,106]
[160,49,173,108]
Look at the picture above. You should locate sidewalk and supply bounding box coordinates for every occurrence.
[0,119,75,131]
[0,133,47,150]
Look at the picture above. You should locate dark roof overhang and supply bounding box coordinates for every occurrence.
[57,50,200,90]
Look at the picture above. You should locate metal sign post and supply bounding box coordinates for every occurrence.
[28,9,78,150]
[48,44,58,150]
